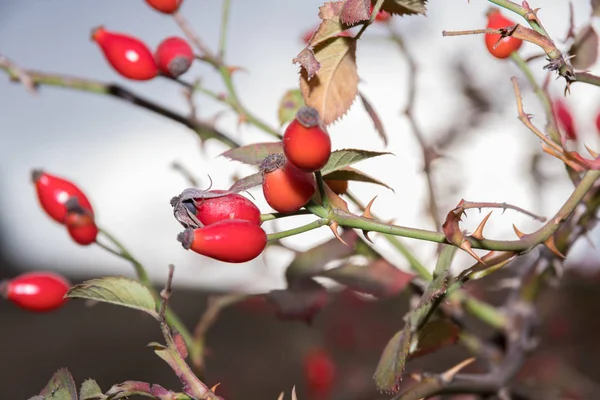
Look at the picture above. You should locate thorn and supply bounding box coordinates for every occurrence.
[544,235,566,259]
[585,144,599,158]
[362,196,377,219]
[362,230,374,243]
[227,65,245,75]
[329,222,348,245]
[237,113,248,127]
[441,357,476,382]
[277,392,284,400]
[460,240,485,264]
[471,211,493,240]
[210,383,221,393]
[513,224,526,239]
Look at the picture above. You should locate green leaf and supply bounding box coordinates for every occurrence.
[322,166,393,191]
[220,142,283,166]
[321,258,414,298]
[373,324,412,393]
[67,277,158,318]
[376,0,427,15]
[278,89,305,126]
[80,379,104,400]
[321,149,392,175]
[409,270,450,329]
[37,368,78,400]
[285,230,359,282]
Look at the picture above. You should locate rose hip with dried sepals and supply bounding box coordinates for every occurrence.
[485,9,523,59]
[283,106,331,173]
[155,37,194,78]
[193,190,261,226]
[177,219,267,263]
[260,153,316,214]
[2,272,70,312]
[32,170,94,224]
[92,27,158,80]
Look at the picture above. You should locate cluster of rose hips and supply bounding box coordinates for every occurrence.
[92,0,192,80]
[172,106,336,264]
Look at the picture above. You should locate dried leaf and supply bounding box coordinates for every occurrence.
[323,166,393,191]
[220,142,283,165]
[321,258,415,298]
[278,89,305,126]
[321,149,392,175]
[569,25,599,70]
[593,0,600,17]
[409,319,460,359]
[376,0,428,15]
[340,0,371,24]
[359,91,388,145]
[309,2,351,48]
[38,368,78,400]
[268,279,328,323]
[373,324,412,393]
[67,277,158,319]
[228,172,263,193]
[299,35,359,124]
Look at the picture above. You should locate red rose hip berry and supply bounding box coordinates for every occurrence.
[64,198,98,246]
[369,4,391,23]
[3,272,70,312]
[178,219,267,263]
[32,170,94,224]
[92,27,158,80]
[283,107,331,172]
[195,191,261,226]
[304,348,336,397]
[553,99,577,140]
[260,153,316,214]
[485,9,523,59]
[146,0,183,14]
[155,37,194,78]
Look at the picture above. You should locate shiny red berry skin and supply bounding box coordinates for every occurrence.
[553,99,577,140]
[145,0,183,14]
[304,348,336,397]
[92,27,158,80]
[178,219,267,263]
[485,10,523,59]
[195,191,261,226]
[4,272,70,312]
[261,154,316,214]
[155,37,194,78]
[65,210,98,246]
[595,111,600,136]
[283,107,331,172]
[32,170,94,224]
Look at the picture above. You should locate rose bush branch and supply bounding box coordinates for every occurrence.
[0,57,240,148]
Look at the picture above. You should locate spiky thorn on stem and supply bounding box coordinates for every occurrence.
[361,196,377,243]
[460,200,546,222]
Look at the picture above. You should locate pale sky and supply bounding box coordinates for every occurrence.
[0,1,598,291]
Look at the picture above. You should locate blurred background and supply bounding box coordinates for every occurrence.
[2,0,600,399]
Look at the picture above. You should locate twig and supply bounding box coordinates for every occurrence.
[0,60,240,148]
[171,161,201,187]
[460,200,546,222]
[0,53,36,94]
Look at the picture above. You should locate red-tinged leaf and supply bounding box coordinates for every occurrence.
[375,0,428,15]
[321,149,393,175]
[294,48,320,80]
[321,258,415,298]
[373,324,412,393]
[569,25,599,70]
[278,89,305,126]
[442,200,466,247]
[105,381,177,399]
[286,230,359,281]
[553,99,577,140]
[38,368,78,400]
[321,181,351,212]
[308,2,351,48]
[409,319,460,359]
[300,36,358,125]
[220,142,283,165]
[173,330,189,359]
[228,172,263,193]
[359,91,388,145]
[268,279,329,324]
[322,166,394,191]
[341,0,371,24]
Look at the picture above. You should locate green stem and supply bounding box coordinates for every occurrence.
[260,209,311,222]
[218,0,231,59]
[267,218,329,241]
[96,228,194,350]
[487,0,549,37]
[574,72,600,87]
